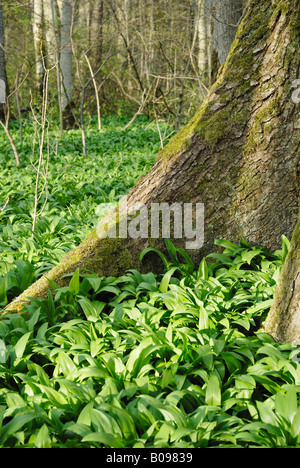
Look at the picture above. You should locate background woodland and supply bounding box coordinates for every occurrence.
[0,0,246,130]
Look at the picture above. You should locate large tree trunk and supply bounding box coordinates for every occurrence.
[263,208,300,343]
[5,0,300,314]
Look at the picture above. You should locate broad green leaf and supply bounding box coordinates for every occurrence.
[77,402,93,426]
[74,366,108,381]
[40,386,68,407]
[34,424,52,448]
[14,332,31,359]
[54,351,76,377]
[241,249,262,265]
[153,422,172,446]
[235,375,256,399]
[205,375,221,406]
[170,426,197,443]
[276,386,298,423]
[140,247,169,267]
[159,267,177,293]
[90,339,104,357]
[0,406,5,434]
[6,393,26,409]
[29,363,51,387]
[0,277,7,304]
[198,258,208,280]
[291,407,300,440]
[0,413,36,444]
[111,406,137,439]
[91,407,121,435]
[26,307,42,332]
[78,296,105,319]
[82,432,124,447]
[164,238,178,263]
[214,238,240,253]
[161,368,175,389]
[165,322,173,344]
[0,340,6,363]
[126,342,160,377]
[66,423,90,438]
[68,269,80,295]
[175,247,194,272]
[15,260,35,292]
[99,285,120,295]
[281,235,290,261]
[206,252,234,265]
[86,276,103,292]
[246,299,273,314]
[256,344,284,362]
[256,401,278,427]
[199,304,209,331]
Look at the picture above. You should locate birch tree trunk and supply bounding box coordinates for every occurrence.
[32,0,45,95]
[5,0,300,315]
[197,0,209,75]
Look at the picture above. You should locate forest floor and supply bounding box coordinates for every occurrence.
[0,115,299,448]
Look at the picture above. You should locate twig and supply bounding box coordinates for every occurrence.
[0,119,21,168]
[14,71,23,143]
[84,53,101,131]
[32,63,51,232]
[0,197,9,212]
[113,152,123,175]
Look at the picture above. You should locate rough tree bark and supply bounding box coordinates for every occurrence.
[263,207,300,343]
[4,0,300,315]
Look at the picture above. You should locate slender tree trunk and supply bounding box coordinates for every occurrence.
[32,0,45,96]
[49,0,64,134]
[197,0,208,75]
[148,0,155,82]
[43,0,57,68]
[211,0,246,63]
[206,0,246,83]
[5,0,300,314]
[58,0,75,128]
[0,0,7,119]
[89,0,104,66]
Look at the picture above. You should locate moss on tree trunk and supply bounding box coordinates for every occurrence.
[4,0,300,314]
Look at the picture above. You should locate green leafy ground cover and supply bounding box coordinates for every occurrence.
[0,115,166,305]
[0,116,300,448]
